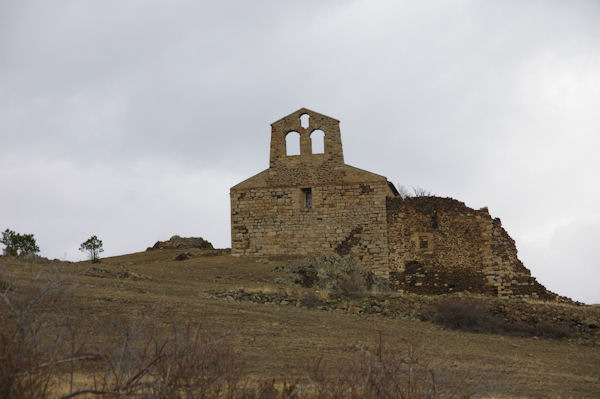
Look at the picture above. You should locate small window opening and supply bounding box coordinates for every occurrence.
[286,131,300,155]
[419,236,429,249]
[310,129,325,154]
[302,188,312,207]
[300,113,310,129]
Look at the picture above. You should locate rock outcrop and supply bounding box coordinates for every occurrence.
[147,235,213,251]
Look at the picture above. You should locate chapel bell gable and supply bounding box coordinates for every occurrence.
[269,108,344,168]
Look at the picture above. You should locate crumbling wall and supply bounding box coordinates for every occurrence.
[387,196,558,299]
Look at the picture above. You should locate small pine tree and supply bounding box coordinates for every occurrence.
[1,228,40,256]
[1,229,17,256]
[79,235,104,263]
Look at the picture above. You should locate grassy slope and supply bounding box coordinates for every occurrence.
[2,250,600,398]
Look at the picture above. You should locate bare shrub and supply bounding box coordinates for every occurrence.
[427,298,502,334]
[300,290,323,309]
[1,266,481,399]
[531,320,572,339]
[286,254,378,299]
[395,185,434,199]
[411,186,433,197]
[426,298,575,340]
[0,266,245,399]
[332,272,366,299]
[0,267,86,399]
[247,380,300,399]
[305,339,476,399]
[506,318,573,340]
[0,276,10,291]
[396,184,412,199]
[62,318,244,399]
[289,263,319,288]
[151,324,243,398]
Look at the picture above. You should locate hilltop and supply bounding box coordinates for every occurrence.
[1,248,599,398]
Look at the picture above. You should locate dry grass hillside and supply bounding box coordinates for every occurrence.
[1,248,599,398]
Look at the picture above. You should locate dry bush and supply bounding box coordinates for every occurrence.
[59,313,479,399]
[427,298,502,334]
[304,339,475,399]
[0,267,88,399]
[0,266,245,399]
[150,324,244,398]
[504,318,573,340]
[286,254,379,299]
[530,320,571,339]
[246,380,300,399]
[426,297,575,340]
[1,265,480,399]
[331,272,367,299]
[300,289,323,309]
[62,317,244,399]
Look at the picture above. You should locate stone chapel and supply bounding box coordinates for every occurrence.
[230,108,560,300]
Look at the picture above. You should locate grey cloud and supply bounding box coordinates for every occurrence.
[1,0,599,302]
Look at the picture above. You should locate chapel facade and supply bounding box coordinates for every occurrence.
[230,108,394,276]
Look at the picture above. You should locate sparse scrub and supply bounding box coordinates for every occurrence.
[0,267,83,399]
[411,186,433,197]
[1,266,479,399]
[304,338,476,399]
[0,253,596,397]
[0,269,244,399]
[286,254,385,299]
[64,319,243,399]
[331,271,366,299]
[427,298,502,334]
[425,297,576,340]
[0,277,10,291]
[300,289,323,309]
[395,184,434,199]
[531,320,572,339]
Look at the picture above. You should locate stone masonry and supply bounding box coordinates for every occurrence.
[387,197,558,299]
[230,108,392,276]
[230,108,560,299]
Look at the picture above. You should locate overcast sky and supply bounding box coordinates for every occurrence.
[1,1,599,303]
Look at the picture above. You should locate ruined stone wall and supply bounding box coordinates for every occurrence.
[231,180,389,275]
[386,196,557,299]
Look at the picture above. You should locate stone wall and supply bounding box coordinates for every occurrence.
[231,180,389,275]
[387,196,558,300]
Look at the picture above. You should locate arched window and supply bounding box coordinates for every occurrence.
[310,129,325,154]
[300,113,310,129]
[286,131,300,155]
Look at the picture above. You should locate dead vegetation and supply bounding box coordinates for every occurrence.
[422,297,590,340]
[0,266,476,398]
[283,254,393,298]
[0,251,599,398]
[303,337,476,399]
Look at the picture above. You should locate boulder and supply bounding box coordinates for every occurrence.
[173,252,191,261]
